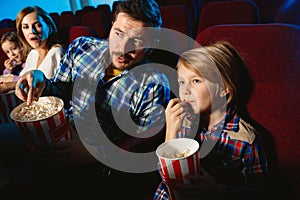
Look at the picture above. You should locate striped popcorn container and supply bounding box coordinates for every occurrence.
[0,90,22,124]
[156,138,200,200]
[10,96,72,152]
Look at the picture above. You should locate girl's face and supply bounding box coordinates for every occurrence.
[178,63,219,115]
[1,40,25,64]
[21,11,50,49]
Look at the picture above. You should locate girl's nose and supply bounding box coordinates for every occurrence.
[181,84,191,95]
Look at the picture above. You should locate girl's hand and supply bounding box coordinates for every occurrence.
[165,98,187,141]
[4,58,16,71]
[176,169,224,200]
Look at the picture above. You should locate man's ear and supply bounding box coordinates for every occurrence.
[151,38,159,49]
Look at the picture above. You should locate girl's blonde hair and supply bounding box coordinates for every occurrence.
[178,41,253,110]
[16,6,60,54]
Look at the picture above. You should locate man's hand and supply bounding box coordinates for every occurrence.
[15,70,46,105]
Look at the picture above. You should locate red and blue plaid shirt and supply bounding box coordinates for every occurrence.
[154,106,269,199]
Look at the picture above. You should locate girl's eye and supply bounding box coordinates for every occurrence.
[192,79,201,84]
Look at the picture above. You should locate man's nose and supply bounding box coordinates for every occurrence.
[120,38,136,54]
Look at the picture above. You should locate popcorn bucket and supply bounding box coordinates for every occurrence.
[156,138,200,200]
[0,90,22,124]
[10,96,72,151]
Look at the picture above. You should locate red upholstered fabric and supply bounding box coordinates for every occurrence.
[69,26,98,43]
[275,0,300,26]
[159,5,193,37]
[195,23,300,197]
[59,11,78,30]
[80,11,110,39]
[197,0,260,35]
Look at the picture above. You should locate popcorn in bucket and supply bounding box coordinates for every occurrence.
[0,90,22,124]
[156,138,200,200]
[10,96,72,151]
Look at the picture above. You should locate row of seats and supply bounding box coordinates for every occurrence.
[1,0,299,42]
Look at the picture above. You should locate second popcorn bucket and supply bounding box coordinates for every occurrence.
[10,96,72,152]
[156,138,201,200]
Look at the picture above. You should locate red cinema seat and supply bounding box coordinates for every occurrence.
[80,11,110,39]
[195,23,300,199]
[196,0,260,35]
[69,26,98,44]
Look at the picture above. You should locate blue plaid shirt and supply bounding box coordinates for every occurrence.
[44,36,171,145]
[154,107,269,199]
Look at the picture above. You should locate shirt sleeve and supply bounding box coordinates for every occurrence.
[220,134,270,200]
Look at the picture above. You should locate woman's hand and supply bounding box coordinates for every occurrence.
[15,70,46,105]
[165,98,187,141]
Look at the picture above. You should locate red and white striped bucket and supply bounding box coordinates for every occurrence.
[10,96,71,151]
[156,138,200,200]
[0,90,22,124]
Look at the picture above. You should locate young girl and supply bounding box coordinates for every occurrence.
[1,31,26,81]
[155,41,270,200]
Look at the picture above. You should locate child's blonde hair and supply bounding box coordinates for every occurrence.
[178,41,253,110]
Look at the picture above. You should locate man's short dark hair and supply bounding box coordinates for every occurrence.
[113,0,162,28]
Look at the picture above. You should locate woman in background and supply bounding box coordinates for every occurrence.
[0,6,64,94]
[16,6,64,78]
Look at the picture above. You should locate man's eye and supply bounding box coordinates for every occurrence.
[134,39,144,48]
[116,31,124,38]
[178,80,184,85]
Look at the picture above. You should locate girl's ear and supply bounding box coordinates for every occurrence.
[220,88,230,98]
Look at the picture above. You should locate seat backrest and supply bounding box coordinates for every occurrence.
[275,0,300,26]
[197,0,260,35]
[0,18,15,29]
[164,0,200,38]
[252,0,285,23]
[195,24,300,189]
[49,12,60,29]
[80,11,110,39]
[69,26,98,44]
[96,4,112,21]
[59,11,78,30]
[160,5,193,38]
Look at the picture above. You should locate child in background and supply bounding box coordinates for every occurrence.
[1,31,26,81]
[155,41,270,200]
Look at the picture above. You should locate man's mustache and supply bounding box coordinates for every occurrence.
[112,52,134,61]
